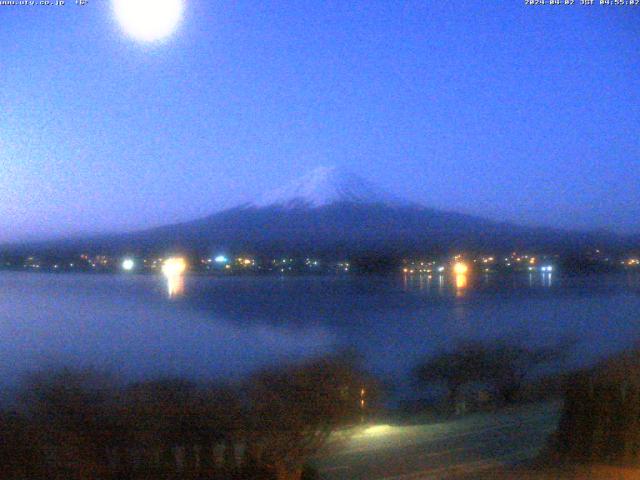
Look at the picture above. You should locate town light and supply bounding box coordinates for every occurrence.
[214,255,228,263]
[453,262,468,275]
[122,258,135,271]
[162,257,187,277]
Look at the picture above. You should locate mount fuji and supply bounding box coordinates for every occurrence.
[250,166,407,209]
[15,166,633,257]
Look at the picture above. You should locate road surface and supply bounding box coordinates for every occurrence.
[314,401,561,480]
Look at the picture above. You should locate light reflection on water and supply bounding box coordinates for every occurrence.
[402,270,556,295]
[1,271,640,397]
[455,273,468,295]
[0,272,334,389]
[166,274,185,298]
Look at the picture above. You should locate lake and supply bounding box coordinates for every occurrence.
[1,270,639,401]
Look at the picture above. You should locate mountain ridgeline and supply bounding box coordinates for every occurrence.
[7,167,637,257]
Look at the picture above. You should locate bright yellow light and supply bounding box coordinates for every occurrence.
[113,0,184,43]
[243,259,252,265]
[162,257,187,277]
[453,262,468,275]
[162,257,186,298]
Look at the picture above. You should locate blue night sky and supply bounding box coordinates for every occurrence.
[1,1,639,242]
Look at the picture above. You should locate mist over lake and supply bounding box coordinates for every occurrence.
[2,271,640,398]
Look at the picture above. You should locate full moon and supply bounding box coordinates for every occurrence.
[113,0,184,43]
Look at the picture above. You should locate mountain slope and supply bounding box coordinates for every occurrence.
[74,203,629,257]
[6,167,636,256]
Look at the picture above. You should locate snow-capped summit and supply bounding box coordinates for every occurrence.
[32,166,632,258]
[253,166,405,209]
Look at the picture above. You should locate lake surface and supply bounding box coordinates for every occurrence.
[1,271,640,400]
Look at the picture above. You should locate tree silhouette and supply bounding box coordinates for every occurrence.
[246,354,375,480]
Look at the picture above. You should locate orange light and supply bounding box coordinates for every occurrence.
[162,257,187,277]
[166,274,185,298]
[453,262,468,275]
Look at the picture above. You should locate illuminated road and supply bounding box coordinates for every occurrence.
[315,402,561,480]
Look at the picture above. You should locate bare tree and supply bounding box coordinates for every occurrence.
[119,378,244,478]
[246,354,375,480]
[415,339,572,409]
[18,368,115,480]
[2,360,376,480]
[415,341,493,407]
[484,340,571,404]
